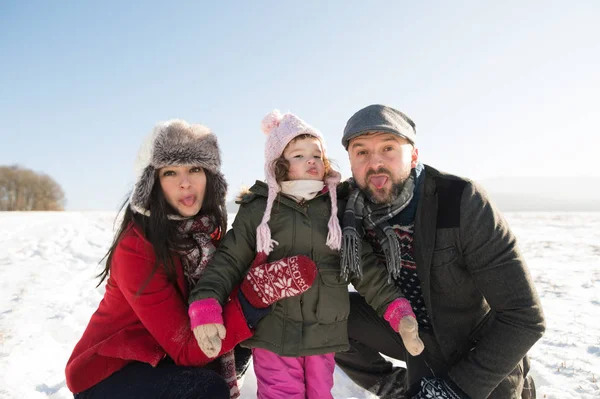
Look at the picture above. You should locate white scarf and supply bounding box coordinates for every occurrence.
[280,180,325,202]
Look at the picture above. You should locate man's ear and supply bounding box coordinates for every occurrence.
[411,147,419,168]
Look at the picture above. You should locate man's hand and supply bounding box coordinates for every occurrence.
[398,316,424,356]
[412,377,470,399]
[193,323,226,358]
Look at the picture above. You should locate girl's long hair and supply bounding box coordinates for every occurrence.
[97,170,226,293]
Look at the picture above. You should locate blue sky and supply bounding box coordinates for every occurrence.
[1,1,598,210]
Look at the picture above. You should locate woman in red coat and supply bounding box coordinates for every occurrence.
[66,120,258,398]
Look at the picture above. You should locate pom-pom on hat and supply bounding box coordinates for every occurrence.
[256,110,342,255]
[130,119,227,220]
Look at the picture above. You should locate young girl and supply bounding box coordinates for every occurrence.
[65,120,311,399]
[188,110,425,398]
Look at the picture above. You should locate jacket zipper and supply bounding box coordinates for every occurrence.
[297,199,309,212]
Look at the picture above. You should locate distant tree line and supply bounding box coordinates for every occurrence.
[0,165,65,211]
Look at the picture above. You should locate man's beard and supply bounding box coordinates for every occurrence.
[359,167,409,205]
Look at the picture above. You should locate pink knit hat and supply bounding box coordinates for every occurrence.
[256,109,342,255]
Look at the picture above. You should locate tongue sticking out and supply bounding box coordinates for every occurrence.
[181,196,196,207]
[370,176,388,189]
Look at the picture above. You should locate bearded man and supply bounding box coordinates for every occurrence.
[335,104,545,399]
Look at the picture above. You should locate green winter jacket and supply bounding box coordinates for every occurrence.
[189,181,403,356]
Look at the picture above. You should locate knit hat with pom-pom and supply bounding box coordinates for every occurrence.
[256,110,342,255]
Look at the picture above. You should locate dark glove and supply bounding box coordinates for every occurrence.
[237,288,272,329]
[411,377,470,399]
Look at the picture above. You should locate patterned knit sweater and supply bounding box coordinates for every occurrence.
[364,164,432,331]
[366,222,431,331]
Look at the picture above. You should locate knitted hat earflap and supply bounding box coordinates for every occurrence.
[255,184,280,254]
[325,171,342,250]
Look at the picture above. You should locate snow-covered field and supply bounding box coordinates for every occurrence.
[0,211,598,398]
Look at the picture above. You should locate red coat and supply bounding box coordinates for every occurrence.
[65,223,252,394]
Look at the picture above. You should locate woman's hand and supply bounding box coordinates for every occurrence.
[192,323,226,358]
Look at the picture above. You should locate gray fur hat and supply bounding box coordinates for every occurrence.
[342,104,417,150]
[130,119,227,217]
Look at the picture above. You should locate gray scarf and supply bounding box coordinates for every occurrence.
[340,170,416,282]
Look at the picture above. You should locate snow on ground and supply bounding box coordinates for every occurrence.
[0,211,599,398]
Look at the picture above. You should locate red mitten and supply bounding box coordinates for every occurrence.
[240,253,317,308]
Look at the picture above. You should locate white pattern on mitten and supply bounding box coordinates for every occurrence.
[241,255,317,308]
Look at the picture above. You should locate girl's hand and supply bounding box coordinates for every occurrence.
[398,316,424,356]
[383,298,425,356]
[188,298,225,357]
[192,323,226,358]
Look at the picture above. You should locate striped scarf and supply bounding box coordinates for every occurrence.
[340,169,416,282]
[177,215,240,399]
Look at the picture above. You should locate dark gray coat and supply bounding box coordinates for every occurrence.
[412,165,545,398]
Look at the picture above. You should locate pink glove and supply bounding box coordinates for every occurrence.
[384,298,425,356]
[188,298,226,358]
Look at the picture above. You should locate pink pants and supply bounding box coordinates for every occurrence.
[252,348,335,399]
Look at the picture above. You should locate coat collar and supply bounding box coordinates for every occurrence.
[247,180,329,212]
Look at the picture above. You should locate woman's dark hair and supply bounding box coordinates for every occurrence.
[97,169,226,294]
[272,134,333,184]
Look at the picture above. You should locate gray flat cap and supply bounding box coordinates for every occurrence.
[342,104,416,149]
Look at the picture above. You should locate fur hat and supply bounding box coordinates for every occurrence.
[256,110,342,255]
[130,119,227,218]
